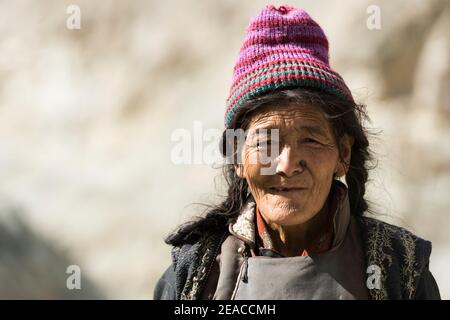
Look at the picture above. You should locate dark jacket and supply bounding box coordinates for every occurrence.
[154,215,440,300]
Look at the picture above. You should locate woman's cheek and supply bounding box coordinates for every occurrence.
[303,147,338,174]
[243,147,269,177]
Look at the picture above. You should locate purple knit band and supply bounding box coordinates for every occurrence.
[224,5,354,128]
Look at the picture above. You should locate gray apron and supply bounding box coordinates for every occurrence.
[232,218,370,300]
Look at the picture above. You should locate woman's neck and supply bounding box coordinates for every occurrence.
[265,198,331,257]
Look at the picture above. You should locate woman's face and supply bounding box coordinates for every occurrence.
[236,102,353,226]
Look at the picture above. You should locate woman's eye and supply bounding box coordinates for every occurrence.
[303,138,320,144]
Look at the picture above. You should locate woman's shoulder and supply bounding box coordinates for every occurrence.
[358,215,432,253]
[356,216,441,299]
[171,228,228,261]
[158,229,227,300]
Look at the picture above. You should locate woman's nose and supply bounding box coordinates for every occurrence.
[275,146,304,177]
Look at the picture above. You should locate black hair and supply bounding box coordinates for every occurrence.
[165,88,376,246]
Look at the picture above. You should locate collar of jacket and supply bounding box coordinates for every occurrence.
[228,179,351,252]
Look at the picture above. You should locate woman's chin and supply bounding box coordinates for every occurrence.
[264,207,311,226]
[265,194,305,209]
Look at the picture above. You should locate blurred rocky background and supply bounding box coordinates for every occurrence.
[0,0,448,299]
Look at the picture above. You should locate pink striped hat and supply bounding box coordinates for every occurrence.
[224,5,354,128]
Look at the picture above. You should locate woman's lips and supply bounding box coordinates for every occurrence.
[268,187,306,193]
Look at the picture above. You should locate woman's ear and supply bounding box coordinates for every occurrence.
[335,134,354,178]
[232,137,249,179]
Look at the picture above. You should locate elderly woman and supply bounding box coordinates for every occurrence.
[154,5,440,300]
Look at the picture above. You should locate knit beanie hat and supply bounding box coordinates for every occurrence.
[224,5,354,128]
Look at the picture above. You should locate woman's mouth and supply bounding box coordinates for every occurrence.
[269,187,306,193]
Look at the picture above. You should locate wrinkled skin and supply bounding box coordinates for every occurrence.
[236,103,354,256]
